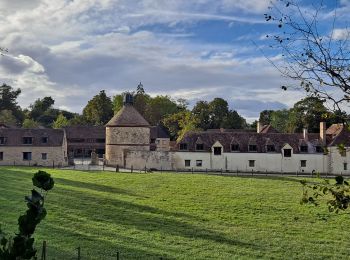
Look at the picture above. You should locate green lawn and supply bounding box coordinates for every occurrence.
[0,167,349,259]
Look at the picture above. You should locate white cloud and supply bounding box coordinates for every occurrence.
[333,28,350,40]
[0,0,309,119]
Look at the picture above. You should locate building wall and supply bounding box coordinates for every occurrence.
[155,138,170,151]
[124,150,173,170]
[328,147,350,175]
[0,146,68,167]
[173,151,328,173]
[105,126,150,166]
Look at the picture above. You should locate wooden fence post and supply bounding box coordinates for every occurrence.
[77,246,81,260]
[41,241,46,260]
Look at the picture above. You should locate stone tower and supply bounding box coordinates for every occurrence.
[105,93,150,167]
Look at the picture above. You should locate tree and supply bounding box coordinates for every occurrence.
[265,0,350,118]
[0,109,17,125]
[83,90,113,125]
[208,98,229,129]
[192,101,211,130]
[22,118,40,128]
[0,171,54,259]
[221,110,247,129]
[0,84,24,123]
[266,1,350,212]
[163,111,200,141]
[259,110,274,125]
[146,96,179,125]
[53,113,69,129]
[29,96,55,121]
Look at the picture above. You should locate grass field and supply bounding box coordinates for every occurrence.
[0,167,350,259]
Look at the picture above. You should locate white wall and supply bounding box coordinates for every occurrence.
[173,151,327,173]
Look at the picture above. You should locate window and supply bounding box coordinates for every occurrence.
[42,153,47,160]
[315,146,323,153]
[231,144,239,151]
[344,163,348,171]
[23,152,32,161]
[196,143,204,150]
[249,160,255,167]
[266,145,275,152]
[23,137,33,145]
[300,160,307,167]
[41,137,48,144]
[150,138,156,144]
[185,160,191,167]
[300,145,308,153]
[96,138,105,143]
[249,145,257,152]
[179,143,188,150]
[0,152,3,160]
[284,149,292,157]
[69,138,85,143]
[196,160,202,167]
[213,147,222,155]
[0,137,5,145]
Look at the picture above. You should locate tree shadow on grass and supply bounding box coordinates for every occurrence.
[52,186,260,252]
[54,177,144,198]
[41,223,176,259]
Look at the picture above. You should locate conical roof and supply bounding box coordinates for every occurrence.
[106,105,150,127]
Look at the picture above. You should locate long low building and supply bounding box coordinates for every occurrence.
[0,128,68,167]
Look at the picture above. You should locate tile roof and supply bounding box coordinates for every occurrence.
[177,130,324,153]
[106,105,150,127]
[150,125,170,139]
[0,128,64,146]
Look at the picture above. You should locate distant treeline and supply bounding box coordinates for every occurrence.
[0,83,347,140]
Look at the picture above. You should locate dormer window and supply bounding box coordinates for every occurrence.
[249,144,257,152]
[300,145,308,153]
[179,143,188,150]
[315,146,323,153]
[266,145,275,152]
[284,149,292,157]
[41,137,48,144]
[231,144,239,151]
[0,137,5,145]
[213,147,222,155]
[23,137,33,145]
[196,143,204,150]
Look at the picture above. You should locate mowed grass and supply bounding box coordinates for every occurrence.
[0,167,350,259]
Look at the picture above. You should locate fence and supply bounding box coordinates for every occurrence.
[39,240,167,260]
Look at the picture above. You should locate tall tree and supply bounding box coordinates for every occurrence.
[22,118,40,128]
[29,97,55,121]
[146,95,178,125]
[53,113,69,129]
[0,110,17,125]
[259,110,274,125]
[0,84,24,123]
[83,90,113,125]
[192,101,211,130]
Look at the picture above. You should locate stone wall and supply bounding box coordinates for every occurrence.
[0,146,68,167]
[105,126,150,166]
[124,150,173,170]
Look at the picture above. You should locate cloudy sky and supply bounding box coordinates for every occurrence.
[0,0,348,121]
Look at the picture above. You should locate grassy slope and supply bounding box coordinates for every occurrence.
[0,167,349,259]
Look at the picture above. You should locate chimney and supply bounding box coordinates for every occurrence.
[303,128,308,142]
[320,122,326,145]
[257,121,263,133]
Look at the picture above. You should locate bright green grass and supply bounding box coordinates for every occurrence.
[0,167,349,259]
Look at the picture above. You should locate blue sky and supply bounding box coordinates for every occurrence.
[0,0,349,121]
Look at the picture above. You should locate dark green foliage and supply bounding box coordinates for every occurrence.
[0,171,54,259]
[32,170,55,191]
[83,90,114,125]
[0,84,24,124]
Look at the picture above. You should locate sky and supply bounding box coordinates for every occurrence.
[0,0,349,122]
